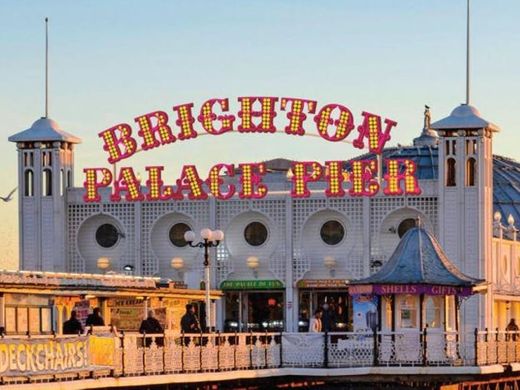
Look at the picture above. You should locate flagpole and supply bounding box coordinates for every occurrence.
[45,17,49,118]
[466,0,470,105]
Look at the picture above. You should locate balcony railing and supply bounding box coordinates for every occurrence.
[1,328,520,385]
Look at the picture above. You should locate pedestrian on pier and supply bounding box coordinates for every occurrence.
[86,307,105,327]
[309,309,323,332]
[181,304,201,346]
[63,310,84,335]
[506,318,519,341]
[139,309,164,347]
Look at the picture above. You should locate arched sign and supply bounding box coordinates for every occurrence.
[83,96,421,202]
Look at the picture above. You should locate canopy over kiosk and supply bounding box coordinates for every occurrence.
[349,225,486,332]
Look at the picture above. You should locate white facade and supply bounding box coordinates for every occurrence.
[9,105,520,332]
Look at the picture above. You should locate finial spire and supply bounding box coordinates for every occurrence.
[423,105,431,130]
[45,17,49,118]
[466,0,470,105]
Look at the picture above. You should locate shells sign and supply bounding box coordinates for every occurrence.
[83,96,421,202]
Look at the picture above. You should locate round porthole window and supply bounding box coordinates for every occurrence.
[244,222,268,246]
[169,223,191,247]
[95,223,120,248]
[320,220,345,246]
[398,218,417,238]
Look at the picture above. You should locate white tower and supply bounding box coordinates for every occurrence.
[431,104,499,330]
[9,118,81,271]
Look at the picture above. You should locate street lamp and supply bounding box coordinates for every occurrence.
[184,228,224,332]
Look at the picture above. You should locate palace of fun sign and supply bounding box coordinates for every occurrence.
[83,96,421,202]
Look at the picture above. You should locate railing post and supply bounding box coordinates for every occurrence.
[216,331,221,372]
[162,330,166,374]
[233,331,238,370]
[373,328,379,367]
[279,331,283,368]
[264,330,268,369]
[199,329,204,372]
[474,328,479,366]
[181,331,185,373]
[323,331,329,368]
[496,327,500,365]
[142,332,146,375]
[121,331,125,377]
[422,327,428,366]
[249,330,254,370]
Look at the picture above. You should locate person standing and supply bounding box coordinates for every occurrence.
[139,309,164,347]
[86,307,105,327]
[63,311,84,335]
[309,309,323,332]
[181,304,201,333]
[506,318,519,341]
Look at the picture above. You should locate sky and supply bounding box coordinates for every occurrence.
[0,0,519,269]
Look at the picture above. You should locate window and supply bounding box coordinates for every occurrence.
[466,158,476,187]
[95,223,120,248]
[67,170,72,188]
[60,169,65,196]
[169,223,191,247]
[446,158,456,187]
[244,222,268,246]
[24,170,34,197]
[399,295,418,328]
[398,218,416,238]
[424,296,441,328]
[43,169,52,196]
[320,220,345,245]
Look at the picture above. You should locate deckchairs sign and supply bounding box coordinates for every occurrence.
[84,96,421,202]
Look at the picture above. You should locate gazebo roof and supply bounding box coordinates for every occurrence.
[352,227,483,287]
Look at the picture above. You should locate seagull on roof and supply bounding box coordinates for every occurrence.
[0,188,17,202]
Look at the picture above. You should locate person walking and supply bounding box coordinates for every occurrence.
[309,309,323,332]
[63,311,84,335]
[86,307,105,327]
[139,309,164,346]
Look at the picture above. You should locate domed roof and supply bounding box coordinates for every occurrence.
[8,117,81,144]
[430,103,500,132]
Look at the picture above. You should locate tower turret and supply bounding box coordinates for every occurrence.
[9,117,81,271]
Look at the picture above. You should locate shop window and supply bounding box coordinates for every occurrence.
[169,222,191,247]
[95,223,120,248]
[244,222,268,246]
[446,158,456,187]
[398,218,416,238]
[43,169,52,196]
[320,220,345,245]
[466,158,476,187]
[383,296,393,330]
[24,169,34,197]
[399,295,417,328]
[424,296,441,328]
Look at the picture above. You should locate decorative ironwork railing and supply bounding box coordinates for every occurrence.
[2,328,520,384]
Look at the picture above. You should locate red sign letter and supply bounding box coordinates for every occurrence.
[239,163,268,199]
[198,98,235,135]
[83,168,112,202]
[314,104,355,142]
[174,165,208,200]
[111,167,144,202]
[98,124,138,164]
[135,111,176,151]
[280,97,317,136]
[383,159,421,195]
[353,112,397,153]
[290,161,323,198]
[237,97,278,133]
[207,164,236,200]
[173,103,198,141]
[145,166,175,201]
[348,160,379,196]
[324,161,346,197]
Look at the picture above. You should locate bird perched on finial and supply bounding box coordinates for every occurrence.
[0,188,17,202]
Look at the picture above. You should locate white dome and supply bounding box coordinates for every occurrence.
[430,104,500,132]
[8,117,81,143]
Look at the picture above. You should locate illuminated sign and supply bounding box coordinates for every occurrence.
[84,96,422,202]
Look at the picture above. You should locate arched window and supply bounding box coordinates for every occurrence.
[42,169,52,196]
[446,158,456,187]
[24,170,34,197]
[67,170,72,188]
[60,169,64,196]
[424,296,441,328]
[466,158,476,187]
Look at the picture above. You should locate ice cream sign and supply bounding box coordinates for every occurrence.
[83,96,421,202]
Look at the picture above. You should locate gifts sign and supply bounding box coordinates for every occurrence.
[84,96,421,202]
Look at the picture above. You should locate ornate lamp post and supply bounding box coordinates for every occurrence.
[184,228,224,332]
